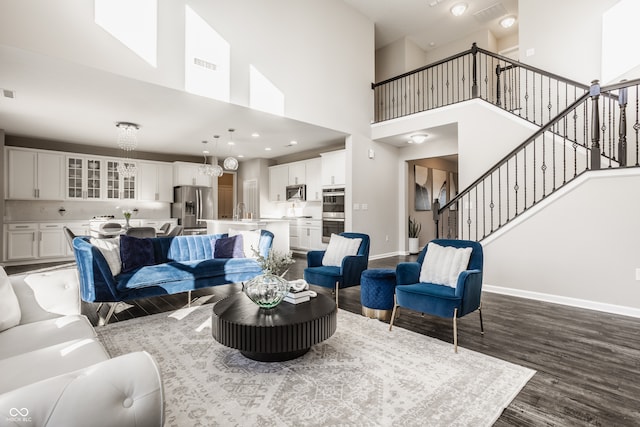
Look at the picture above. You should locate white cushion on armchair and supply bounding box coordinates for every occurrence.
[419,242,472,288]
[0,351,164,427]
[10,268,81,325]
[0,269,20,332]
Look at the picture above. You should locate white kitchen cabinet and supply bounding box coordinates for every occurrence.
[269,165,288,202]
[38,223,66,258]
[321,150,346,187]
[290,219,322,251]
[288,162,306,185]
[138,161,174,202]
[6,223,38,260]
[66,156,105,200]
[6,148,64,200]
[105,160,136,200]
[305,158,322,201]
[174,162,211,187]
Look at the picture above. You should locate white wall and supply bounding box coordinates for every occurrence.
[349,134,400,257]
[424,30,496,64]
[518,0,620,85]
[373,100,538,189]
[0,0,374,136]
[482,168,640,315]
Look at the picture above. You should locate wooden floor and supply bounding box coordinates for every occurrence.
[18,255,640,426]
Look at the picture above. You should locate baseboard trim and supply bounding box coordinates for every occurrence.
[483,284,640,319]
[369,251,404,260]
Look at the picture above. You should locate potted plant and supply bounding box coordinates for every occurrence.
[408,216,421,254]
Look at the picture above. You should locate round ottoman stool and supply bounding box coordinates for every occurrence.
[360,268,396,321]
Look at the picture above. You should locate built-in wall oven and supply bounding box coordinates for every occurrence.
[322,187,345,242]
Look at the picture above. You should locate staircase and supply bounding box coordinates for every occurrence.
[372,44,640,241]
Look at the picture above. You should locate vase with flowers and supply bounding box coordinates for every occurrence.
[243,248,295,308]
[123,210,132,230]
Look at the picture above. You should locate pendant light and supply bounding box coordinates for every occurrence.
[115,122,139,178]
[199,137,223,177]
[223,128,239,170]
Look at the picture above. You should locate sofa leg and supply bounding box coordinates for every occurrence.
[388,295,398,331]
[99,303,119,326]
[188,290,192,308]
[478,303,485,335]
[453,308,458,353]
[96,302,103,314]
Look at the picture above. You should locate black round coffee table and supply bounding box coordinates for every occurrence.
[212,292,337,362]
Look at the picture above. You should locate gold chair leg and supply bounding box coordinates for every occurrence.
[335,282,339,306]
[479,302,484,335]
[453,308,458,353]
[389,295,398,331]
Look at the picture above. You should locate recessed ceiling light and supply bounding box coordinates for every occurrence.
[450,3,468,16]
[265,147,272,151]
[408,134,429,144]
[251,132,260,138]
[228,141,235,146]
[429,42,436,47]
[238,154,244,158]
[499,15,517,28]
[290,140,298,145]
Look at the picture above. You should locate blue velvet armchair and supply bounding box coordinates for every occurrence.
[390,239,484,352]
[304,233,370,305]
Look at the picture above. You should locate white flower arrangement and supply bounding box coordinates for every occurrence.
[252,248,295,277]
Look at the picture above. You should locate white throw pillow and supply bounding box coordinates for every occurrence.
[228,228,262,258]
[322,234,362,267]
[0,267,21,331]
[419,242,473,288]
[89,237,122,276]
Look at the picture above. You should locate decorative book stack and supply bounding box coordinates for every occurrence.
[284,289,311,304]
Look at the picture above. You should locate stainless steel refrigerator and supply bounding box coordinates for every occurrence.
[171,186,214,233]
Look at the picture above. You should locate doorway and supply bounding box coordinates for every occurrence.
[218,172,235,219]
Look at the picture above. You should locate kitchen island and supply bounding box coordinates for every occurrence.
[200,219,290,253]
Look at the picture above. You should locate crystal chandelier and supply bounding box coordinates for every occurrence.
[116,122,139,150]
[115,122,139,178]
[223,128,239,170]
[199,138,223,177]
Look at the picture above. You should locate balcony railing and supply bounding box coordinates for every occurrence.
[372,43,590,131]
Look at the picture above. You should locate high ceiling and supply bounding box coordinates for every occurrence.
[0,1,517,160]
[345,0,518,51]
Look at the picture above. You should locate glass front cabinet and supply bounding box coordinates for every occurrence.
[66,156,104,200]
[106,160,136,200]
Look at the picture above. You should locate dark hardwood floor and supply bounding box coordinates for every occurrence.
[15,255,640,426]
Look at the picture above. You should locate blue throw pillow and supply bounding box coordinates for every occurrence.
[120,234,156,273]
[213,235,245,259]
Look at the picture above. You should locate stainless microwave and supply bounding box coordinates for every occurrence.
[286,184,306,201]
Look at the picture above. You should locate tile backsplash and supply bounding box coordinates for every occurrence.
[4,200,171,222]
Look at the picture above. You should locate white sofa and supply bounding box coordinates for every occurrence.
[0,267,164,427]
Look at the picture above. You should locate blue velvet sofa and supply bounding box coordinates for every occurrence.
[73,231,274,306]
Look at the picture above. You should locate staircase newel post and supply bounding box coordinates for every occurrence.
[618,80,628,167]
[432,199,440,239]
[495,64,502,107]
[590,80,601,170]
[471,43,478,98]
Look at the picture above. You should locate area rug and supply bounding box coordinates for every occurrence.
[97,302,534,427]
